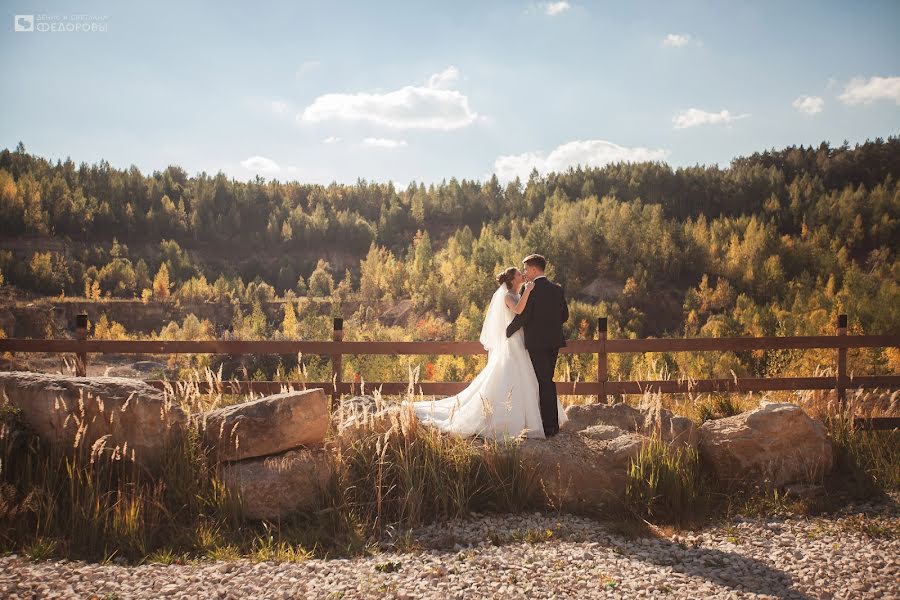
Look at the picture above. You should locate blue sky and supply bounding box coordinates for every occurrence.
[2,0,899,186]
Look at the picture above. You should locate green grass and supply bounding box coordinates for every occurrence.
[625,435,703,525]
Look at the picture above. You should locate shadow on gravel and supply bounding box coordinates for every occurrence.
[613,535,815,599]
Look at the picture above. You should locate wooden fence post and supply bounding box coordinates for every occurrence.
[836,313,847,409]
[597,317,608,404]
[75,313,88,377]
[332,317,343,407]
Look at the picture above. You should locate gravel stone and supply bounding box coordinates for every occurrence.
[1,495,897,599]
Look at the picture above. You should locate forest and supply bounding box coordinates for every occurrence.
[0,138,898,383]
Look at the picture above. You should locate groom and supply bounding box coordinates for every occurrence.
[505,254,569,437]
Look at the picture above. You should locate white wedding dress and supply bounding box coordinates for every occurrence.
[406,285,567,440]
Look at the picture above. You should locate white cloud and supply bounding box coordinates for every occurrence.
[672,108,749,129]
[427,66,460,89]
[296,60,321,78]
[494,139,668,182]
[792,95,824,115]
[240,156,280,173]
[299,71,479,129]
[839,76,900,105]
[662,33,691,47]
[544,1,570,15]
[323,136,341,144]
[362,137,408,149]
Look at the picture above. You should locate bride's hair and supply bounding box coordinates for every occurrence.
[495,267,518,289]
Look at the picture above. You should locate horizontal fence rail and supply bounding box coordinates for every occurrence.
[2,336,897,355]
[1,313,898,430]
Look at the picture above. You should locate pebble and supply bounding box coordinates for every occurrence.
[1,496,897,599]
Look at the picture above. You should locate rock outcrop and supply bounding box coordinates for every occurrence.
[202,388,329,462]
[699,401,833,488]
[0,371,185,464]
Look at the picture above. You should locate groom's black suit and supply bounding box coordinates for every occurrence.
[505,276,568,437]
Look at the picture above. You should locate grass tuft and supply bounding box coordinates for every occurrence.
[625,435,703,525]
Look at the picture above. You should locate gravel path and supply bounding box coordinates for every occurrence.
[2,498,897,600]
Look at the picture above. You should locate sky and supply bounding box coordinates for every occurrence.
[2,0,899,186]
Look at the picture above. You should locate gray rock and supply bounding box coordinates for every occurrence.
[0,370,184,465]
[699,401,833,488]
[563,402,645,433]
[519,427,646,512]
[201,388,329,462]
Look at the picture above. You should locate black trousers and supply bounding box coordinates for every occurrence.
[528,347,560,436]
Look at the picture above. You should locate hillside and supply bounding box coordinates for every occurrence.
[0,138,898,382]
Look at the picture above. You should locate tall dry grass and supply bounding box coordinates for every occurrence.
[813,391,900,495]
[329,391,539,537]
[0,365,542,562]
[1,362,897,562]
[0,380,243,562]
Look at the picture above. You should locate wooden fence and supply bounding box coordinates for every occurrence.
[1,313,898,430]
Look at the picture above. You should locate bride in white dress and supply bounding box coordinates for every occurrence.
[407,267,567,440]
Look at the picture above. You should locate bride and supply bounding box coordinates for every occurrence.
[406,267,567,440]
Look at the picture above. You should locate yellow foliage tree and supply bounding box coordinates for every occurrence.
[153,263,171,300]
[93,314,129,340]
[282,300,298,338]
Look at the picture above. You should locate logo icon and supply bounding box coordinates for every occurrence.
[14,14,34,32]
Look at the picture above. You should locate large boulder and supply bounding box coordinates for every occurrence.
[520,425,646,512]
[0,371,185,465]
[221,448,334,520]
[519,402,700,512]
[202,388,329,462]
[699,401,833,488]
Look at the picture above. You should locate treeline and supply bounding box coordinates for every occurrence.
[2,138,898,248]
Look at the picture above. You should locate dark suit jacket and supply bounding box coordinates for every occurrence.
[505,276,568,349]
